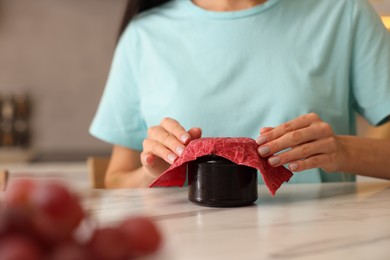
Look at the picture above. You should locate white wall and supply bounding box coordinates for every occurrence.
[0,0,126,160]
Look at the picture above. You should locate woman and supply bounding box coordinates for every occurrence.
[90,0,390,188]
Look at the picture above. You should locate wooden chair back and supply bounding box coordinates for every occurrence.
[0,169,9,191]
[87,156,110,189]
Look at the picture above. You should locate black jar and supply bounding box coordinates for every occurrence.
[187,155,258,207]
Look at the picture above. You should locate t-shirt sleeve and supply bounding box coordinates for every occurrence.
[89,22,146,151]
[350,0,390,126]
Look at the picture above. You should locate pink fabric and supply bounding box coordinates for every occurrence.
[149,137,293,195]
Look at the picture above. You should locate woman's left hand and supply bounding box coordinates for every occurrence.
[256,113,347,173]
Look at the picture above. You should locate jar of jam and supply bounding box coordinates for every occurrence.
[187,155,258,207]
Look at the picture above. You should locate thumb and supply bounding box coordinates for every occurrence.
[141,153,170,178]
[188,127,202,140]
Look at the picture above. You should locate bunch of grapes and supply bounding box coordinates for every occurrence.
[0,179,162,260]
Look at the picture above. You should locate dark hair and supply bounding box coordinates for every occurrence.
[118,0,171,38]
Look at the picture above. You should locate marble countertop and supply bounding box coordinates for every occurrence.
[2,163,390,259]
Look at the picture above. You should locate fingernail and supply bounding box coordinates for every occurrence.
[256,136,267,145]
[145,155,154,165]
[269,157,281,166]
[176,146,184,156]
[180,134,191,143]
[258,146,270,156]
[167,153,177,164]
[289,163,298,171]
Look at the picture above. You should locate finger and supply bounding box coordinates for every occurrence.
[260,127,274,135]
[288,153,334,172]
[143,139,178,164]
[257,127,274,145]
[188,127,202,139]
[140,152,170,178]
[141,152,156,167]
[261,113,322,143]
[258,122,333,157]
[160,117,191,144]
[147,126,186,156]
[256,127,274,144]
[267,137,335,167]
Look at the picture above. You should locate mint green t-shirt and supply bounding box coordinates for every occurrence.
[90,0,390,184]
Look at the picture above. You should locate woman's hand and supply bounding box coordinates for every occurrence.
[141,117,202,178]
[256,113,347,173]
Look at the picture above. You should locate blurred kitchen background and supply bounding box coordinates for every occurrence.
[0,0,127,162]
[0,0,389,164]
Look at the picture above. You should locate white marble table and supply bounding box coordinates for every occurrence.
[2,164,390,260]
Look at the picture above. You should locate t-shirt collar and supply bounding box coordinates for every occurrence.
[182,0,282,19]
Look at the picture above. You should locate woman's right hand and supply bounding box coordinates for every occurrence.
[141,117,202,178]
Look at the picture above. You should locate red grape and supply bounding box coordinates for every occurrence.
[119,216,162,257]
[0,234,42,260]
[30,182,85,242]
[0,207,46,245]
[1,179,163,259]
[49,241,91,260]
[0,208,34,237]
[87,227,128,260]
[4,178,36,210]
